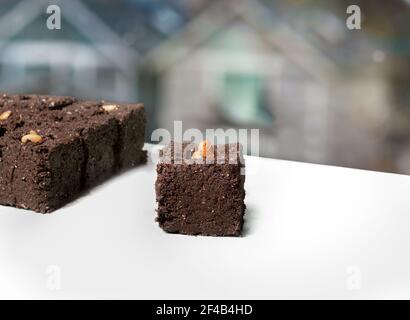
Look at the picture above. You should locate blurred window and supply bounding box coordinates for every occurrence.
[222,72,273,125]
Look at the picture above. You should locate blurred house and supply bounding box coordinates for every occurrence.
[141,0,392,169]
[0,0,202,131]
[0,0,140,102]
[0,0,407,174]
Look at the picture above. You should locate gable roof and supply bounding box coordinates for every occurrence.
[0,0,140,77]
[143,0,339,81]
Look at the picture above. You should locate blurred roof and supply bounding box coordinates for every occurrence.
[80,0,210,53]
[0,0,142,77]
[143,0,349,78]
[0,0,210,55]
[141,0,407,74]
[0,0,408,62]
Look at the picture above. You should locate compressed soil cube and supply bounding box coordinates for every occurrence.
[0,93,146,213]
[156,141,246,236]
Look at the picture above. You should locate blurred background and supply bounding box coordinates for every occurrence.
[0,0,409,174]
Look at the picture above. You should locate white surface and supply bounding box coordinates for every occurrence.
[0,144,410,299]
